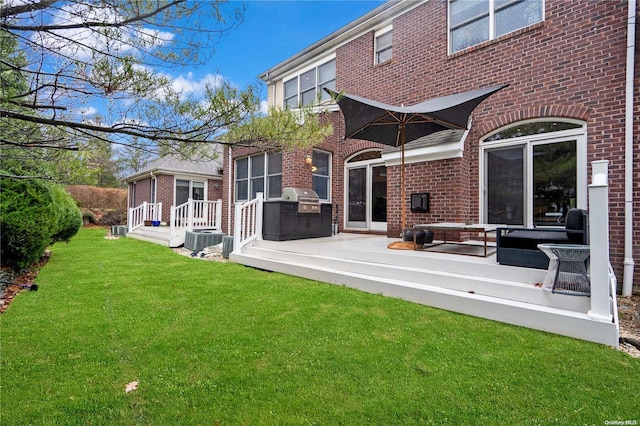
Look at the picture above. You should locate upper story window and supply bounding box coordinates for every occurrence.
[235,152,282,201]
[375,26,393,65]
[283,58,336,108]
[449,0,543,54]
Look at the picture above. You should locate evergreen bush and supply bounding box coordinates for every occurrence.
[0,178,81,270]
[50,185,83,243]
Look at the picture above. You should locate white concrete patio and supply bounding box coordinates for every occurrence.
[231,232,619,347]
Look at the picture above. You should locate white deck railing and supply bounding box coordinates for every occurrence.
[128,202,162,232]
[588,160,618,337]
[169,199,222,242]
[233,192,264,254]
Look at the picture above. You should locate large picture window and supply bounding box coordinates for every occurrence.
[449,0,543,53]
[481,120,586,227]
[283,58,335,108]
[235,152,282,201]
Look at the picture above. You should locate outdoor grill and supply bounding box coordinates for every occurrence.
[282,187,320,213]
[263,189,332,241]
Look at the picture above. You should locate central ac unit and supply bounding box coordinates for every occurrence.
[184,231,224,251]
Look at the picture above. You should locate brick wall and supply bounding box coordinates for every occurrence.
[332,0,638,288]
[228,0,638,289]
[156,174,174,220]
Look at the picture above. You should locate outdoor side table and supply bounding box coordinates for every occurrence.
[537,244,558,291]
[539,244,590,296]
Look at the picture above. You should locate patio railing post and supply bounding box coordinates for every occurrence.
[216,199,223,230]
[588,160,611,320]
[187,198,193,232]
[142,202,148,221]
[256,192,264,241]
[169,206,176,241]
[233,201,243,254]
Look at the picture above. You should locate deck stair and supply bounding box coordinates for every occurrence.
[126,225,175,247]
[231,235,618,346]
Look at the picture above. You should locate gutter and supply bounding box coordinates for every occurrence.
[259,0,426,83]
[622,0,636,297]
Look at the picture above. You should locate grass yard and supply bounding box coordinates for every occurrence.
[1,228,638,425]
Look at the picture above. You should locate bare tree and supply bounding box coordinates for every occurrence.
[4,1,254,151]
[1,0,333,182]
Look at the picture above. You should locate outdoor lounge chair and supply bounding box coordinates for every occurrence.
[496,208,589,269]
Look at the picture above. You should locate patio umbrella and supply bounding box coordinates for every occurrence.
[325,84,508,231]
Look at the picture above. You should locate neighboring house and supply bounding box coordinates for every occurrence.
[223,0,639,292]
[124,151,223,223]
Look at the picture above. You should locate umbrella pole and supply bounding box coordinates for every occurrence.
[400,122,406,231]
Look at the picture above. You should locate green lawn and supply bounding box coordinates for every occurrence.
[1,228,638,425]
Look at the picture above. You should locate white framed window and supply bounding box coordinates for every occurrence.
[312,149,331,201]
[480,120,587,227]
[235,152,283,201]
[175,179,205,206]
[449,0,544,54]
[283,58,336,108]
[375,26,393,65]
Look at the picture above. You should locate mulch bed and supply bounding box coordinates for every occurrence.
[0,251,50,314]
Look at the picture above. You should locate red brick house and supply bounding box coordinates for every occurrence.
[125,152,223,226]
[224,0,638,293]
[123,151,225,246]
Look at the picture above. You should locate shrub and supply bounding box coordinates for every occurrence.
[66,185,127,210]
[1,178,56,270]
[50,186,83,243]
[81,209,98,225]
[98,210,127,226]
[1,178,82,270]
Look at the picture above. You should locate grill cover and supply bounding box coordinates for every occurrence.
[282,187,320,213]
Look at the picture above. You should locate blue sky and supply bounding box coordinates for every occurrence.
[199,1,385,92]
[21,0,384,119]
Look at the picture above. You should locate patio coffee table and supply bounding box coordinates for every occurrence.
[412,223,499,257]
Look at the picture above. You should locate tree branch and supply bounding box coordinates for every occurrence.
[0,0,59,19]
[1,1,185,31]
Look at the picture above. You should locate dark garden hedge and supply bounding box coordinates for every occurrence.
[1,178,82,270]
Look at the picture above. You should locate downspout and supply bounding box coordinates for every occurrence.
[227,145,233,235]
[622,0,636,297]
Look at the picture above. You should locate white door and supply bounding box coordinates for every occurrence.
[345,160,387,232]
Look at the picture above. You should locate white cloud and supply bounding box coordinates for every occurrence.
[76,106,98,116]
[170,72,225,99]
[32,2,174,62]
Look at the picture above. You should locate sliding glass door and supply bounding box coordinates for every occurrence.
[482,120,585,227]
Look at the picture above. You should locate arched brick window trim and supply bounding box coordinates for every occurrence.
[475,105,593,137]
[340,139,386,161]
